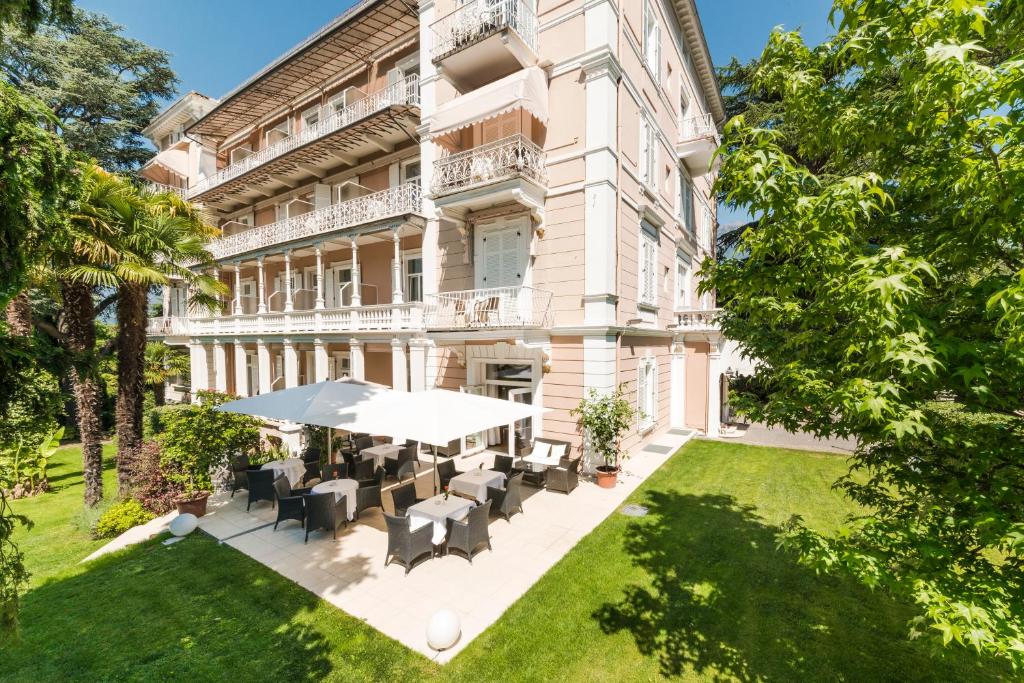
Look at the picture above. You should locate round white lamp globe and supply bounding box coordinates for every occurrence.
[169,513,198,537]
[426,608,461,651]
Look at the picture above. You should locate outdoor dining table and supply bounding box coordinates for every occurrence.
[261,458,305,488]
[408,494,474,545]
[361,443,401,469]
[449,468,507,503]
[310,478,358,521]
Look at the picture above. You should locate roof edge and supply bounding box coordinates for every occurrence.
[675,0,726,124]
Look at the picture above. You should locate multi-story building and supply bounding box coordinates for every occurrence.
[146,0,725,457]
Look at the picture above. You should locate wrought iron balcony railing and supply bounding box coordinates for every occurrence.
[189,75,420,198]
[431,0,539,61]
[431,134,546,197]
[424,286,552,329]
[207,183,422,260]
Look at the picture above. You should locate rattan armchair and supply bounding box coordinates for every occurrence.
[303,492,348,542]
[545,456,581,495]
[487,472,525,522]
[445,500,492,564]
[435,459,463,489]
[355,484,383,520]
[246,469,277,511]
[397,460,418,482]
[272,476,307,530]
[385,445,417,479]
[383,512,434,575]
[351,458,375,482]
[390,481,423,517]
[320,463,346,482]
[230,454,250,498]
[358,465,385,489]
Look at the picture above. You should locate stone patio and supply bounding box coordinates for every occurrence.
[195,427,694,663]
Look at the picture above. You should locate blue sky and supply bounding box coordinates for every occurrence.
[78,0,835,225]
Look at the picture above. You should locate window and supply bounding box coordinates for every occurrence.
[678,169,695,234]
[402,160,421,187]
[678,77,690,129]
[639,114,656,189]
[675,254,692,309]
[404,252,423,302]
[638,224,658,307]
[701,206,714,250]
[642,0,661,82]
[301,105,320,129]
[264,120,290,147]
[637,356,657,430]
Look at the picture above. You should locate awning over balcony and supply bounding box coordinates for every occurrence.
[140,144,188,182]
[425,66,547,141]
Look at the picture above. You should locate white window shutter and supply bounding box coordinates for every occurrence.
[637,359,648,427]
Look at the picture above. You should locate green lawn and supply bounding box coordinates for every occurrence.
[1,440,1006,681]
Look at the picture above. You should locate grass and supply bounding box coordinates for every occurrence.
[1,440,1007,681]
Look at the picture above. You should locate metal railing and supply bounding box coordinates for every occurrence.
[189,75,420,197]
[431,0,538,61]
[679,113,718,143]
[674,307,721,332]
[207,183,423,260]
[431,134,546,197]
[424,286,552,329]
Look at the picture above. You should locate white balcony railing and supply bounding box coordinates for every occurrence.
[184,302,425,337]
[145,182,188,198]
[147,316,191,337]
[424,286,552,329]
[679,113,718,143]
[189,75,420,198]
[207,183,423,260]
[431,0,539,61]
[431,134,546,197]
[674,308,721,332]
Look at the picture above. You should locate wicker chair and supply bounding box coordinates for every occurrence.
[358,465,385,489]
[435,459,463,489]
[303,492,348,542]
[351,458,375,482]
[383,513,434,575]
[434,438,461,457]
[390,482,422,517]
[302,446,321,467]
[385,445,417,479]
[487,472,525,522]
[492,454,521,477]
[246,469,277,511]
[445,500,492,564]
[355,484,383,520]
[320,463,346,482]
[230,454,250,498]
[545,456,581,495]
[273,476,309,530]
[397,460,418,482]
[353,435,374,454]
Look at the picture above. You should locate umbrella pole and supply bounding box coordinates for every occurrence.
[327,427,332,464]
[433,444,439,496]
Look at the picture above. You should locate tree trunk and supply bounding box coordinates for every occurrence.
[61,280,103,507]
[152,382,165,406]
[4,291,32,336]
[115,282,148,497]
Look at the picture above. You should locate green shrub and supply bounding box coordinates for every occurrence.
[144,402,186,440]
[93,500,154,539]
[157,390,261,492]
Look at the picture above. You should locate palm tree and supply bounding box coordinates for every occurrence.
[143,342,190,406]
[113,187,221,494]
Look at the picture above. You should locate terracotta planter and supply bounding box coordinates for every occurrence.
[595,466,619,489]
[175,492,210,517]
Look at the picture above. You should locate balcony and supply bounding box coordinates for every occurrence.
[147,316,191,339]
[431,0,539,92]
[189,75,420,205]
[424,286,552,329]
[676,113,720,175]
[431,134,546,218]
[207,183,423,260]
[144,182,188,198]
[186,303,425,337]
[674,308,722,334]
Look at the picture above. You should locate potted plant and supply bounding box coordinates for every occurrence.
[571,385,637,489]
[157,391,261,517]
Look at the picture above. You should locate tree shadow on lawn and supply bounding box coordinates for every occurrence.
[2,533,405,682]
[594,492,1004,682]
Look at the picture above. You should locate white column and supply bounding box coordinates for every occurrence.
[391,338,408,391]
[212,339,227,392]
[233,262,242,315]
[706,339,723,437]
[283,338,298,388]
[349,338,365,380]
[212,267,221,317]
[314,338,328,382]
[670,341,687,429]
[392,230,404,304]
[256,339,271,394]
[233,340,248,397]
[350,240,361,306]
[190,341,209,399]
[257,256,267,313]
[283,249,294,312]
[408,339,427,391]
[314,243,325,310]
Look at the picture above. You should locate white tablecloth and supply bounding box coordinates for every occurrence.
[408,495,474,545]
[310,479,358,521]
[261,458,305,487]
[449,469,507,503]
[361,444,401,469]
